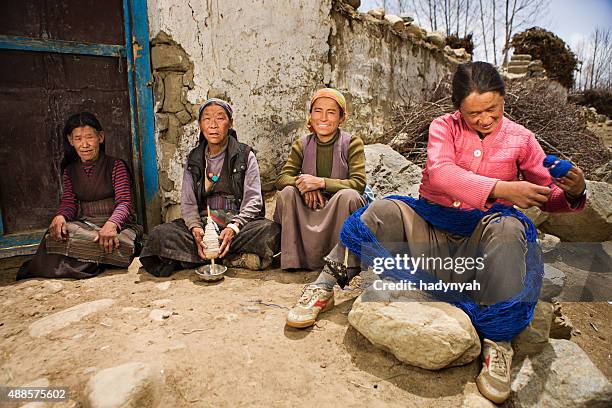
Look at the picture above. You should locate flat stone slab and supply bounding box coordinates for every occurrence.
[83,362,162,408]
[28,299,116,337]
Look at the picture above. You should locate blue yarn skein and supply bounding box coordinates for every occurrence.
[543,154,573,178]
[339,196,543,342]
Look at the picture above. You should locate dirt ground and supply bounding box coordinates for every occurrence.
[0,254,610,408]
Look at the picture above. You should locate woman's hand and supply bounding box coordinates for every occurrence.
[219,227,235,258]
[554,166,586,199]
[49,215,68,241]
[296,174,325,194]
[303,190,326,210]
[94,221,120,254]
[492,180,551,209]
[191,227,207,260]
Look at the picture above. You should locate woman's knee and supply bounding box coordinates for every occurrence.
[484,216,525,240]
[334,188,364,208]
[361,199,400,223]
[277,185,300,203]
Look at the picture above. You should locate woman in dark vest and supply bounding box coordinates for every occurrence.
[274,88,366,271]
[17,112,143,280]
[140,98,280,276]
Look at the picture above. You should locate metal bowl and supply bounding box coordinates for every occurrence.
[194,263,227,282]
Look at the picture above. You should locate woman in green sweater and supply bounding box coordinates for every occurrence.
[274,88,366,272]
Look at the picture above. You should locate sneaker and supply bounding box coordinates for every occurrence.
[286,284,334,329]
[476,339,514,404]
[225,253,261,270]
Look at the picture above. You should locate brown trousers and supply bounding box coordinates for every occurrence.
[274,186,365,270]
[326,199,528,304]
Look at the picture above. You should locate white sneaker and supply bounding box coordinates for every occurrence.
[476,339,514,404]
[286,284,334,329]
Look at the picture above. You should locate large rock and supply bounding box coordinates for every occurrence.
[510,339,612,407]
[519,206,549,226]
[83,362,162,408]
[512,301,553,355]
[364,144,422,198]
[29,299,115,337]
[348,293,481,370]
[539,180,612,242]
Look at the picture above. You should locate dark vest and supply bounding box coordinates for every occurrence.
[66,152,117,219]
[187,134,264,217]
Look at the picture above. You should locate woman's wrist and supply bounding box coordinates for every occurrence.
[490,180,508,199]
[565,186,586,200]
[226,223,240,235]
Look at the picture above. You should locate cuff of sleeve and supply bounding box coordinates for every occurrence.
[474,178,500,211]
[566,190,587,210]
[107,218,122,230]
[56,211,74,221]
[323,178,339,193]
[187,221,203,231]
[226,223,241,235]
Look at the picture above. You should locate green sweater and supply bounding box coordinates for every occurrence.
[276,131,366,194]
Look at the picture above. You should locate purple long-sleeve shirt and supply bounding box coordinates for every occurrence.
[181,149,262,230]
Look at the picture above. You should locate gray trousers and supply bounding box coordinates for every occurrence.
[326,199,528,305]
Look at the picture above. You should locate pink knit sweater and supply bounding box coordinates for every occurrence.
[419,111,585,212]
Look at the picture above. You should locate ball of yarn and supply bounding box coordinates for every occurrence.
[543,155,573,178]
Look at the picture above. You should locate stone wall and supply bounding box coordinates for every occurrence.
[329,3,456,144]
[147,0,458,219]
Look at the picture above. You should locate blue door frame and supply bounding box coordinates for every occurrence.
[0,0,159,258]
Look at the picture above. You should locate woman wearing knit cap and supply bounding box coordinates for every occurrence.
[274,88,367,270]
[286,63,586,404]
[140,98,280,276]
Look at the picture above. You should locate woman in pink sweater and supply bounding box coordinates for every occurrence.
[286,62,586,404]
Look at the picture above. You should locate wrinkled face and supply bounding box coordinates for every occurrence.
[199,104,231,146]
[310,97,344,139]
[69,125,104,162]
[459,91,505,135]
